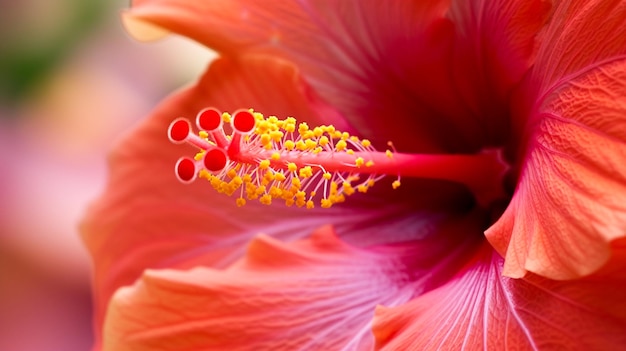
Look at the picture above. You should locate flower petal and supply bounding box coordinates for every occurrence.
[487,1,626,279]
[372,241,626,350]
[82,55,476,346]
[103,224,481,351]
[124,0,548,153]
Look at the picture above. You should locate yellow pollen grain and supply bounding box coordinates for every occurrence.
[298,122,309,134]
[284,140,295,151]
[355,157,364,168]
[275,172,286,182]
[335,139,347,151]
[199,131,209,139]
[299,166,313,178]
[194,151,205,161]
[259,159,271,170]
[365,160,374,167]
[392,180,401,189]
[319,136,329,146]
[222,112,231,123]
[386,150,393,158]
[260,194,272,205]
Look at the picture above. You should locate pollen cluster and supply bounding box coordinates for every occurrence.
[168,108,396,209]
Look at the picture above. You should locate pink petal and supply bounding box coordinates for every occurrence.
[123,0,546,154]
[487,1,626,279]
[102,224,481,351]
[82,55,477,346]
[372,241,626,350]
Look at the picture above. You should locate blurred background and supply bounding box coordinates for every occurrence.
[0,0,214,350]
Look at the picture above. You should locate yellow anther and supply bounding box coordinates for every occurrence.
[305,139,317,150]
[333,130,342,139]
[199,131,209,139]
[231,176,243,187]
[260,194,272,205]
[325,125,336,134]
[341,132,350,140]
[365,160,374,167]
[335,139,347,151]
[392,180,401,189]
[260,133,272,147]
[227,169,237,179]
[361,139,371,148]
[313,147,323,154]
[355,157,365,168]
[270,130,284,142]
[259,159,271,170]
[299,166,313,178]
[236,198,246,207]
[346,150,354,155]
[194,151,205,161]
[284,140,295,151]
[321,199,333,208]
[275,172,286,182]
[296,140,307,151]
[287,163,298,173]
[357,185,369,193]
[292,177,301,189]
[342,182,355,196]
[222,112,231,123]
[350,136,359,142]
[199,169,211,180]
[386,150,393,158]
[319,135,329,147]
[313,127,324,137]
[322,172,332,180]
[298,122,309,134]
[306,200,315,209]
[264,170,275,182]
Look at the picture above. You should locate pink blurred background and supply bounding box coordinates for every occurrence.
[0,0,214,350]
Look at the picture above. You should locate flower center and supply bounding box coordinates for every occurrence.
[168,108,507,208]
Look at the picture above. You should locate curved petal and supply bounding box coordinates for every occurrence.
[372,241,626,350]
[102,224,482,351]
[123,0,547,153]
[82,55,477,345]
[487,1,626,279]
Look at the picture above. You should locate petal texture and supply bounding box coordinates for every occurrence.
[123,0,547,153]
[373,242,626,350]
[103,225,481,351]
[487,0,626,279]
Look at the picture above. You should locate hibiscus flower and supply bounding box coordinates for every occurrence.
[82,1,626,350]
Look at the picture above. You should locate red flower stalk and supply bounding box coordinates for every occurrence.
[82,1,626,350]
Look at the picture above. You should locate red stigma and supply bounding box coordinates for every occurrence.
[232,110,255,133]
[204,148,228,172]
[168,118,190,143]
[175,158,196,183]
[197,108,223,131]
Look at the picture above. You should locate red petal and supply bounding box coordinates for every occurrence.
[372,241,626,350]
[487,2,626,279]
[102,225,480,351]
[123,1,548,154]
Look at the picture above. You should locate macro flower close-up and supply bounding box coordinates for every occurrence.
[82,0,626,350]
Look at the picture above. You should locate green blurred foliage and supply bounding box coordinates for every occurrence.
[0,0,107,108]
